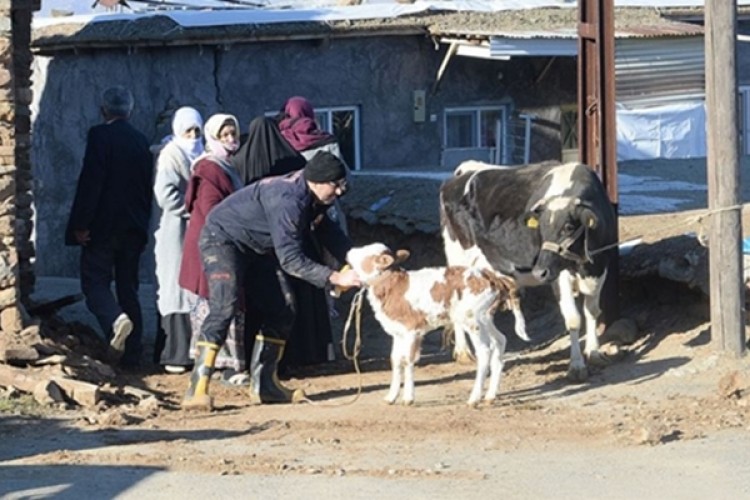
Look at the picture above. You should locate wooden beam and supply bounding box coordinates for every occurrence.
[705,0,746,356]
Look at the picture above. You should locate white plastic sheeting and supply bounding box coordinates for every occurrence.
[617,101,707,161]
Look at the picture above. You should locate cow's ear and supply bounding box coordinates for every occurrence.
[579,206,598,229]
[375,253,395,270]
[394,249,410,264]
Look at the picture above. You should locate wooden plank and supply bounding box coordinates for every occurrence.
[705,0,746,355]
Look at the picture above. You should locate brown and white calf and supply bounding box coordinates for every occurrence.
[346,243,528,406]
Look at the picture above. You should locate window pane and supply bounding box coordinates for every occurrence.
[315,111,330,132]
[480,109,502,148]
[561,109,578,149]
[331,110,356,168]
[446,112,475,148]
[739,92,745,155]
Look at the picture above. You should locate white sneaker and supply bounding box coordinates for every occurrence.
[164,365,188,374]
[110,313,133,353]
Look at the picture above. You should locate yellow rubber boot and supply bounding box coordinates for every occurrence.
[248,335,306,404]
[182,342,219,411]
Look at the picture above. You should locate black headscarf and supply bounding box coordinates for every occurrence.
[231,116,307,186]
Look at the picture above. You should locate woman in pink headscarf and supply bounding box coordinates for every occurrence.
[278,96,341,160]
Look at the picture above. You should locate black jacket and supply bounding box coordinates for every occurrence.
[204,169,350,288]
[65,119,153,246]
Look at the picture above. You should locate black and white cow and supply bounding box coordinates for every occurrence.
[440,161,617,381]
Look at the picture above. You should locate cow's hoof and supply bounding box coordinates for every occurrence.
[587,347,619,367]
[384,396,397,405]
[454,350,475,365]
[467,399,480,408]
[402,399,414,406]
[566,365,589,383]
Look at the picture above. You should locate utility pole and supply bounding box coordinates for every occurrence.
[705,0,746,356]
[578,0,618,324]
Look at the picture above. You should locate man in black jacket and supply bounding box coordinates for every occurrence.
[65,86,153,367]
[183,151,360,410]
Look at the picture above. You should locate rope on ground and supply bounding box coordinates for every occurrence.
[300,289,366,407]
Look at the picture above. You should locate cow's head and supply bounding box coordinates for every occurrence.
[346,243,410,284]
[524,196,598,282]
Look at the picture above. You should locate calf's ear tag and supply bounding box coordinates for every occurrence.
[526,216,539,229]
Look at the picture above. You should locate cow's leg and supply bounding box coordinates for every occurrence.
[579,270,609,367]
[465,324,490,406]
[557,270,588,382]
[480,313,507,403]
[402,334,421,405]
[385,336,405,404]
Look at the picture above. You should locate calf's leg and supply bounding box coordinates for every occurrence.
[401,334,421,405]
[465,324,491,406]
[482,316,508,403]
[385,336,405,404]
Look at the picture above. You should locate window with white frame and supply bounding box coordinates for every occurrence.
[740,86,750,155]
[266,105,361,170]
[443,105,508,163]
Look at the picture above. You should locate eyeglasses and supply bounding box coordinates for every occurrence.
[329,179,348,194]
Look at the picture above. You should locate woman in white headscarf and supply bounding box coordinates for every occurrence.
[154,106,204,373]
[178,113,249,385]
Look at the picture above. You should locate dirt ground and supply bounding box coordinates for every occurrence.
[2,208,750,496]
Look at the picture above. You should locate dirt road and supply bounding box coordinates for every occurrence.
[2,308,749,499]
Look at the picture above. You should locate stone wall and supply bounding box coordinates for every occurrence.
[0,0,38,344]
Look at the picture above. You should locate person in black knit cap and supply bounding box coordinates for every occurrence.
[182,151,361,410]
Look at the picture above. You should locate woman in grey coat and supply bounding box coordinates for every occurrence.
[153,106,204,373]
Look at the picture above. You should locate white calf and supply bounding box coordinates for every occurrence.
[346,243,528,406]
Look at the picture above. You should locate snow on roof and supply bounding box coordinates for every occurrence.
[35,0,750,30]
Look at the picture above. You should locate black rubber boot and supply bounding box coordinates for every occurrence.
[248,334,306,404]
[182,341,219,411]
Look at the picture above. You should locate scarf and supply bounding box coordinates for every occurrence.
[171,106,204,163]
[231,116,306,186]
[278,96,336,152]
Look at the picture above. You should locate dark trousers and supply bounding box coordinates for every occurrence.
[80,232,144,366]
[199,231,296,348]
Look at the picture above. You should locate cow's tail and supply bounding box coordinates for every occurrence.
[481,269,530,342]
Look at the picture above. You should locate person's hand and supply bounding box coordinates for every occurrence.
[74,229,91,246]
[330,268,361,289]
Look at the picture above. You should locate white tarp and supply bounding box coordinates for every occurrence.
[616,101,707,161]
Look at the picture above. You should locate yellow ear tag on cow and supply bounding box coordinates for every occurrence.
[526,217,539,229]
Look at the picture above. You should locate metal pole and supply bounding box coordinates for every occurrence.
[705,0,746,356]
